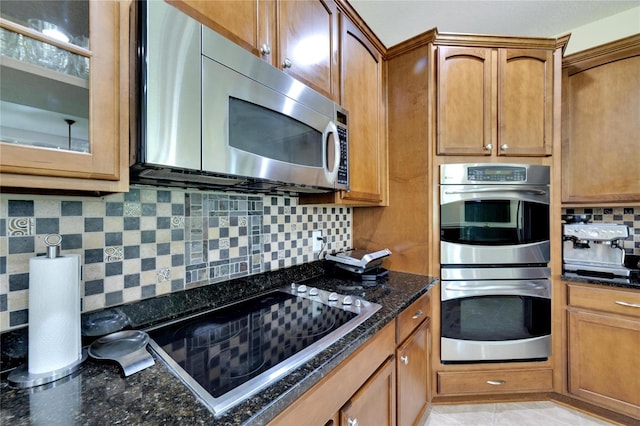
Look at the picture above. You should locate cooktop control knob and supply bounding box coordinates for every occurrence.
[309,287,319,296]
[328,292,339,302]
[297,284,307,293]
[342,296,353,305]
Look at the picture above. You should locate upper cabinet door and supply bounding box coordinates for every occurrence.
[168,0,274,61]
[339,17,387,205]
[278,0,339,100]
[437,45,554,157]
[170,0,339,101]
[437,46,494,156]
[0,0,127,192]
[498,48,553,157]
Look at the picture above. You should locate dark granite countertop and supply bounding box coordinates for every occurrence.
[1,263,438,426]
[561,274,640,291]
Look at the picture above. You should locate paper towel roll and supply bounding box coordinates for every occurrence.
[28,254,81,375]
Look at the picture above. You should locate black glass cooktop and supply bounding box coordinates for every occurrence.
[148,290,356,399]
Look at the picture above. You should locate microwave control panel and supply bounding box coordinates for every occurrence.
[336,109,349,186]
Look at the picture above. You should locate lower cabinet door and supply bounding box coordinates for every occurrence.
[568,309,640,418]
[341,357,396,426]
[397,319,430,426]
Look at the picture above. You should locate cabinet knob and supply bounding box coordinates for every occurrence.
[501,143,509,151]
[347,418,359,426]
[400,355,409,365]
[484,144,493,151]
[282,58,292,69]
[259,44,271,55]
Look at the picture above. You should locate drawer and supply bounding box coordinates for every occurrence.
[396,292,430,344]
[437,369,553,395]
[567,284,640,318]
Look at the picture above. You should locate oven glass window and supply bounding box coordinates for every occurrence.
[441,295,551,341]
[441,199,549,245]
[228,97,324,167]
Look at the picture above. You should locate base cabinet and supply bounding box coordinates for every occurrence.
[268,322,395,425]
[341,357,396,426]
[566,283,640,419]
[397,319,431,426]
[437,368,553,395]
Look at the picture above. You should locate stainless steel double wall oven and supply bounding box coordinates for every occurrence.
[439,164,551,363]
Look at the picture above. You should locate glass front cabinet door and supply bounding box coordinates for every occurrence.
[0,0,128,192]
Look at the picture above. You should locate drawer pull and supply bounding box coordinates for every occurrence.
[412,310,424,319]
[487,380,506,386]
[615,301,640,308]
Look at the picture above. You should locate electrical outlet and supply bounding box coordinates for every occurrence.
[312,230,323,253]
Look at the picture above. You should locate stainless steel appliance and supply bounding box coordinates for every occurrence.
[146,285,380,416]
[131,1,349,194]
[439,163,551,362]
[563,223,640,283]
[325,248,392,275]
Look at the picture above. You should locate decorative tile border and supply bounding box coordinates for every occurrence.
[0,187,352,331]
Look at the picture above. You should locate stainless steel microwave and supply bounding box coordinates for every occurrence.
[131,0,349,194]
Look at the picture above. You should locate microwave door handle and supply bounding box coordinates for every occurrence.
[324,122,340,182]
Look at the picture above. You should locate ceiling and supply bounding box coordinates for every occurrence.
[348,0,639,48]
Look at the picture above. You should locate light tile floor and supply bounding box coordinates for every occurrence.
[422,401,615,426]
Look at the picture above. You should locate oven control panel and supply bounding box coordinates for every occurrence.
[440,163,550,185]
[467,166,526,182]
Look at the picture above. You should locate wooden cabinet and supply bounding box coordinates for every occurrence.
[397,319,431,426]
[561,35,640,204]
[437,45,554,157]
[396,292,431,426]
[0,0,129,193]
[304,15,388,206]
[268,322,395,425]
[169,0,339,100]
[437,368,553,395]
[566,283,640,419]
[338,17,387,205]
[341,357,396,426]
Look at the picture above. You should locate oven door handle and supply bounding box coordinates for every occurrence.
[443,187,548,196]
[444,283,547,292]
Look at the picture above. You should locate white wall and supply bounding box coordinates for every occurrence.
[561,6,640,55]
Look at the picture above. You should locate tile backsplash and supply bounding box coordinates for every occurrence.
[562,206,640,254]
[0,187,352,332]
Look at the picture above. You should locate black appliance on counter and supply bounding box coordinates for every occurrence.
[439,163,552,363]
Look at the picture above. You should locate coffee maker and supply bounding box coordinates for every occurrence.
[563,223,639,283]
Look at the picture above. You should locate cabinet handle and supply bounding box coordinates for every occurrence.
[615,301,640,308]
[484,144,493,151]
[400,355,409,365]
[487,380,506,385]
[259,44,271,55]
[347,418,359,426]
[282,58,292,69]
[501,143,509,151]
[412,310,424,319]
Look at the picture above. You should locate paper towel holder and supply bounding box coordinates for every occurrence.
[8,234,87,388]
